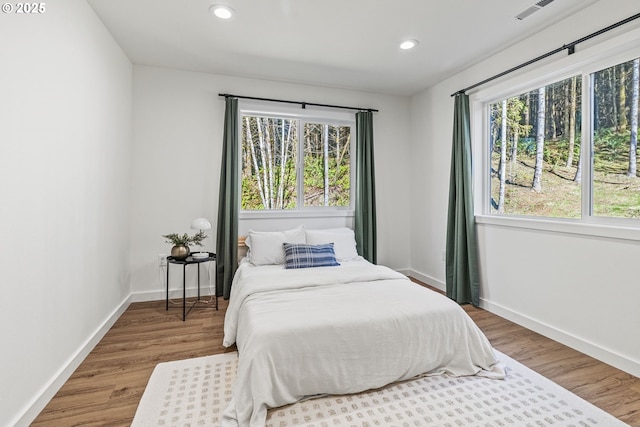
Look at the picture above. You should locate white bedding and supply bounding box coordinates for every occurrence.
[221,260,504,427]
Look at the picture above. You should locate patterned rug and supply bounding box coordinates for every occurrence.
[131,350,629,427]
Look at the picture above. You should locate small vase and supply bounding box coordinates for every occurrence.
[171,245,190,260]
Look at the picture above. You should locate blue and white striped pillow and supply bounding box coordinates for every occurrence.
[283,243,340,269]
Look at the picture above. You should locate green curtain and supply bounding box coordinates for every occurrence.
[445,93,480,306]
[216,97,239,299]
[354,111,377,264]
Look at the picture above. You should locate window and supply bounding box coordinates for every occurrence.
[240,104,354,212]
[592,58,640,218]
[489,76,582,218]
[484,54,640,222]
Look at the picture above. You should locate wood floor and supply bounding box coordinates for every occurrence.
[31,288,640,427]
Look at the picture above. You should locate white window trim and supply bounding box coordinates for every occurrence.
[240,209,355,220]
[238,100,356,219]
[471,26,640,241]
[475,215,640,242]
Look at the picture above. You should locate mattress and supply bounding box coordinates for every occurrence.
[221,260,504,427]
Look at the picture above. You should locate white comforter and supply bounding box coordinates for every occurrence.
[222,260,504,427]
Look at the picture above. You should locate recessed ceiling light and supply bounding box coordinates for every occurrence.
[209,4,235,20]
[400,39,419,50]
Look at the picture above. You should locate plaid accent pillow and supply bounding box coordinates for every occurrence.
[283,243,340,269]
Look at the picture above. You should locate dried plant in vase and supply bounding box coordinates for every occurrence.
[162,230,207,260]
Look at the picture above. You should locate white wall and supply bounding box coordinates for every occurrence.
[0,1,133,425]
[130,66,412,300]
[7,1,637,424]
[409,87,451,288]
[410,0,640,376]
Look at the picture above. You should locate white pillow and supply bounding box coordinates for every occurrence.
[245,226,306,265]
[305,228,359,262]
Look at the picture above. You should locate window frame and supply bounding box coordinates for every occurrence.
[238,100,356,219]
[472,33,640,241]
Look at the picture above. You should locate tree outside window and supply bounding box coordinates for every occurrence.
[592,57,640,218]
[241,114,353,211]
[489,75,582,218]
[488,55,640,220]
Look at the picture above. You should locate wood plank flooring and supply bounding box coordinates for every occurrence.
[31,288,640,426]
[31,297,233,427]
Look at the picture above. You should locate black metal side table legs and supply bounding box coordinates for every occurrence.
[165,252,217,321]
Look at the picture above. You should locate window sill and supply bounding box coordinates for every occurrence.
[475,215,640,242]
[240,209,355,220]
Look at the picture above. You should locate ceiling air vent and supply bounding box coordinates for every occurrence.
[516,0,555,20]
[536,0,555,7]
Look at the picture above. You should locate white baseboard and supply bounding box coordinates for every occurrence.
[13,295,131,427]
[395,268,412,279]
[131,286,216,303]
[406,269,445,292]
[480,298,640,378]
[406,269,639,378]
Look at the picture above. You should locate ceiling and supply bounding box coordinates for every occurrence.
[86,0,600,96]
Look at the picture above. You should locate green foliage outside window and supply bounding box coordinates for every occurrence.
[489,56,640,219]
[303,156,350,207]
[241,115,352,210]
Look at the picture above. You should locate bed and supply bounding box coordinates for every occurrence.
[221,227,504,427]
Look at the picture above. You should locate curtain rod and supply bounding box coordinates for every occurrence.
[218,93,378,112]
[451,12,640,97]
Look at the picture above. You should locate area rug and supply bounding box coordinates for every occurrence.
[131,350,629,427]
